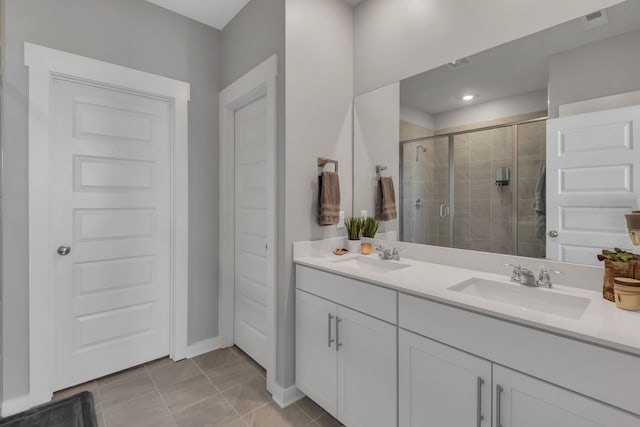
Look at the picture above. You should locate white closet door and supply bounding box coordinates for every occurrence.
[52,77,171,390]
[234,95,269,367]
[546,105,640,265]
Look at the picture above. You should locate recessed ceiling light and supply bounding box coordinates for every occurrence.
[462,94,474,101]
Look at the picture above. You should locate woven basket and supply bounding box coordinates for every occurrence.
[603,260,638,301]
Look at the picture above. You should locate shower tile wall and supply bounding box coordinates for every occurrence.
[453,127,513,254]
[400,121,436,245]
[517,121,546,258]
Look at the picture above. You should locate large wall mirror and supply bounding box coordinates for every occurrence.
[353,0,640,266]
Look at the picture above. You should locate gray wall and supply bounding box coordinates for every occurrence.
[1,0,220,400]
[353,0,625,95]
[219,0,287,385]
[548,29,640,118]
[285,0,354,387]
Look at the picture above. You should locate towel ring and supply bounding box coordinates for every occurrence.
[318,157,338,175]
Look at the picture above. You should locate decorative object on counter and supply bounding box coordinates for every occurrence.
[360,217,379,255]
[375,176,397,221]
[597,248,639,301]
[333,248,349,256]
[624,210,640,245]
[345,217,363,253]
[613,277,640,311]
[317,157,340,226]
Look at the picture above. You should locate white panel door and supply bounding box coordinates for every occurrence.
[547,106,640,265]
[493,365,640,427]
[337,305,397,427]
[52,78,171,390]
[399,329,492,427]
[295,290,338,417]
[234,95,269,367]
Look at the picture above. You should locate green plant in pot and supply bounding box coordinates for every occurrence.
[344,217,363,253]
[597,248,640,301]
[360,217,379,255]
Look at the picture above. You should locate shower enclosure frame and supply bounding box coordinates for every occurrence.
[399,115,547,256]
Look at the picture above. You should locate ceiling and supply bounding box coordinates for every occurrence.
[145,0,251,30]
[146,0,365,30]
[401,0,640,115]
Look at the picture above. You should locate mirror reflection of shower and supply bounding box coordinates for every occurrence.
[416,145,427,162]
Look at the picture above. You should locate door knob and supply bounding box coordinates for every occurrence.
[57,245,71,256]
[548,230,559,238]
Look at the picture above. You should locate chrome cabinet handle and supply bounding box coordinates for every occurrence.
[496,384,503,427]
[477,377,484,427]
[328,314,335,348]
[335,317,342,351]
[57,245,71,256]
[548,230,559,238]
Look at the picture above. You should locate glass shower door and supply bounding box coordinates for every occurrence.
[452,127,514,254]
[400,136,450,246]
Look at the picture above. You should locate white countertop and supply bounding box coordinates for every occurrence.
[294,252,640,357]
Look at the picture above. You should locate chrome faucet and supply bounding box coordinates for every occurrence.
[503,264,536,287]
[536,266,564,288]
[504,264,564,288]
[375,245,401,261]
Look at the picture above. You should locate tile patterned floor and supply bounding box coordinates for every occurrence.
[53,346,343,427]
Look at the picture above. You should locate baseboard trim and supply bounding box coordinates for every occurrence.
[183,337,220,359]
[1,393,42,417]
[270,381,304,408]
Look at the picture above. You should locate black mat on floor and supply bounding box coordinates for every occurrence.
[0,391,97,427]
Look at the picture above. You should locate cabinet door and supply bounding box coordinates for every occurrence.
[493,365,640,427]
[399,329,492,427]
[295,290,338,417]
[337,305,397,427]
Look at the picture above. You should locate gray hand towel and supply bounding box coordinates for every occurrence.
[531,161,546,240]
[376,176,397,221]
[318,171,341,226]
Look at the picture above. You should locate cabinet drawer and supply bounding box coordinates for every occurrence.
[399,293,640,416]
[296,265,397,324]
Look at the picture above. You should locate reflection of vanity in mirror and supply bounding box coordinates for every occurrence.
[353,0,640,266]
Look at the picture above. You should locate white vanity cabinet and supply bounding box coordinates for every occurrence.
[295,266,397,427]
[295,261,640,427]
[399,329,492,427]
[493,366,640,427]
[399,328,640,427]
[398,293,640,427]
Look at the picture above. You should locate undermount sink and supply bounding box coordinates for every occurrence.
[330,255,411,274]
[448,277,591,319]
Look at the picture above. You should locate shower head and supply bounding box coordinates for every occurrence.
[416,145,427,162]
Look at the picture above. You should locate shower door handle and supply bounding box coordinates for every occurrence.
[439,204,450,218]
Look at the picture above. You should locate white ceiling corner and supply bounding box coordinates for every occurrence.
[145,0,251,30]
[344,0,366,6]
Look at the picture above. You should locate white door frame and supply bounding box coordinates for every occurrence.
[25,42,190,406]
[219,55,278,398]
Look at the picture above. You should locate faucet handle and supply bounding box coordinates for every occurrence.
[503,263,521,278]
[537,266,565,288]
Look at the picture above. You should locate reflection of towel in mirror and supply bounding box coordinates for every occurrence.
[531,161,546,240]
[317,171,341,226]
[376,176,397,221]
